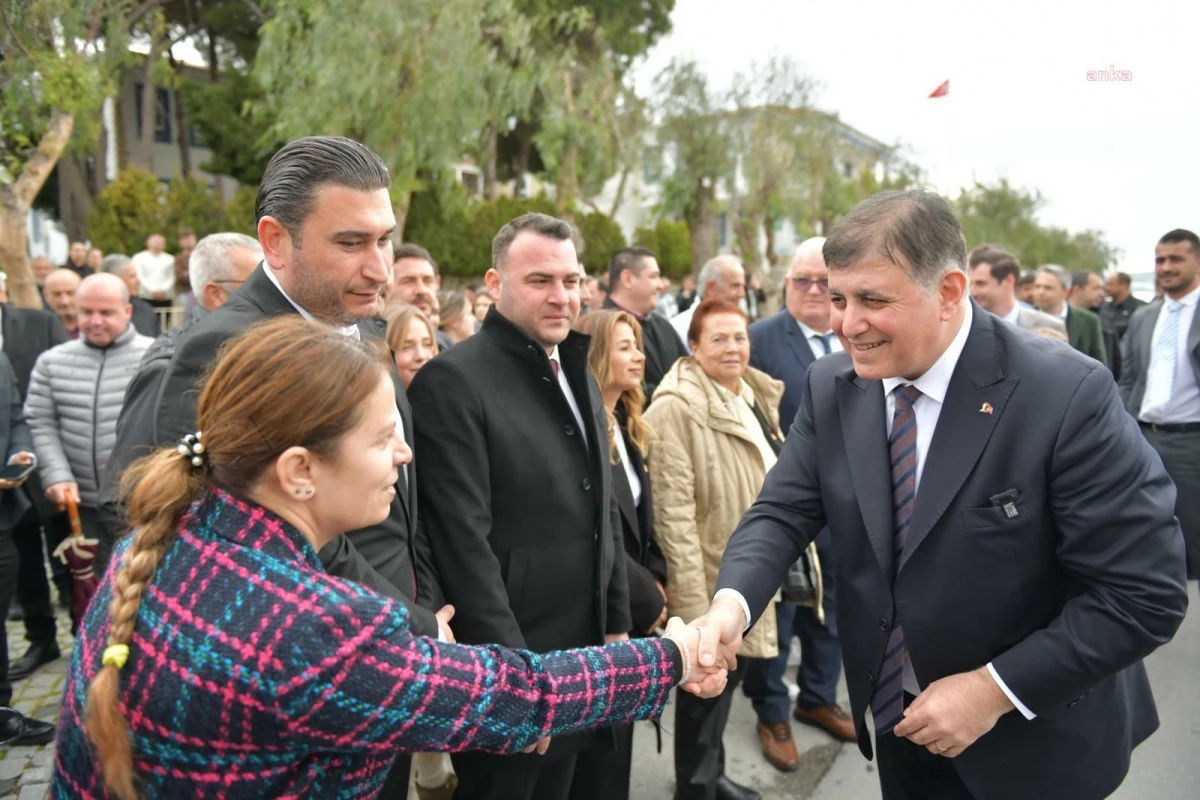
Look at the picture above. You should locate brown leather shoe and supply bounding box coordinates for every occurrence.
[793,703,856,742]
[756,720,799,772]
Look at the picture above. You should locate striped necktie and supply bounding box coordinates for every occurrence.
[871,383,921,734]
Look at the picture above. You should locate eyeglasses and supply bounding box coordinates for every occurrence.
[788,277,829,293]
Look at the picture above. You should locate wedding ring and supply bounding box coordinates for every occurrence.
[936,743,949,752]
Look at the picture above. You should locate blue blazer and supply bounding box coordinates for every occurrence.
[749,309,818,433]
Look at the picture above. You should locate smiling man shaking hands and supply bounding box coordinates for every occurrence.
[686,190,1188,800]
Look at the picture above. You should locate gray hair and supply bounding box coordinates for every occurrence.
[823,190,967,293]
[1037,264,1071,291]
[491,213,575,271]
[696,256,743,299]
[189,233,263,296]
[101,254,132,275]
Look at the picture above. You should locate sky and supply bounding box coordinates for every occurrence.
[631,0,1198,275]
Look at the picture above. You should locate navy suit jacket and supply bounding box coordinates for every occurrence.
[717,301,1188,800]
[749,309,818,432]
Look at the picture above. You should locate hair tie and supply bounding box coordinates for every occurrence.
[177,432,207,470]
[102,644,130,670]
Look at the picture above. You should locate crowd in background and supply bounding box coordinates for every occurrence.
[0,135,1197,800]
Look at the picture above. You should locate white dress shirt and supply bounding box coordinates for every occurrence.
[549,345,588,449]
[1139,284,1200,424]
[1001,304,1022,327]
[132,250,178,299]
[716,301,1036,720]
[796,320,844,360]
[670,303,697,353]
[612,419,641,506]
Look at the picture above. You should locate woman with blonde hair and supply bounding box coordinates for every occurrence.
[51,316,732,799]
[438,291,476,347]
[385,304,439,389]
[568,310,667,800]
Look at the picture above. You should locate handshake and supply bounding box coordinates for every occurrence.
[663,594,748,700]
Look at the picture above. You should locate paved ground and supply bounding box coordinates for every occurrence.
[1,603,72,800]
[4,583,1195,799]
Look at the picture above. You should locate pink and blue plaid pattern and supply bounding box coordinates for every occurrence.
[52,488,680,798]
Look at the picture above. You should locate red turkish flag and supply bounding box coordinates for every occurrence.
[928,80,949,98]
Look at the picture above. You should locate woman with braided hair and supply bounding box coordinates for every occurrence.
[51,316,732,799]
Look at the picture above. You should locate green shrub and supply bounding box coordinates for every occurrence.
[635,219,691,277]
[165,175,227,239]
[224,185,258,236]
[575,211,626,275]
[86,169,168,255]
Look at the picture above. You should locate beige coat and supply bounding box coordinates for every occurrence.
[644,358,787,659]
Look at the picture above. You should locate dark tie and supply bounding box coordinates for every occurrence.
[871,384,921,734]
[815,333,834,356]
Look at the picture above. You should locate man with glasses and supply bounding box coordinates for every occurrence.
[742,238,855,771]
[96,233,262,572]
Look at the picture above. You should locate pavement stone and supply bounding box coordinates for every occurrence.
[16,783,48,800]
[0,761,27,782]
[16,767,50,788]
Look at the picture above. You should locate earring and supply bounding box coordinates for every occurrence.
[294,488,301,495]
[304,487,313,495]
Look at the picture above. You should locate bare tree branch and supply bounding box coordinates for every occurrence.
[86,0,107,42]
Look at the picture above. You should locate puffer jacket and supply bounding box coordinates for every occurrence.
[25,324,153,507]
[644,357,792,660]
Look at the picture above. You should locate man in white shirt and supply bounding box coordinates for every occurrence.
[744,237,855,770]
[966,248,1064,335]
[671,256,747,351]
[131,233,177,308]
[690,190,1187,800]
[1119,228,1200,580]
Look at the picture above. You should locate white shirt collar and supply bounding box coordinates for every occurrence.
[882,301,973,405]
[1056,303,1069,320]
[261,262,360,339]
[1001,303,1021,326]
[796,319,833,340]
[549,344,561,363]
[1168,283,1200,309]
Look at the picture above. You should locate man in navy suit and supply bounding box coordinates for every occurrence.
[742,238,853,774]
[689,190,1187,800]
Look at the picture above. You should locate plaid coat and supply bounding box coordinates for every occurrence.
[52,488,680,798]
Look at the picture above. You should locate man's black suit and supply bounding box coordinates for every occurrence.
[121,264,442,637]
[569,416,665,800]
[716,302,1188,799]
[603,297,687,401]
[408,308,631,800]
[2,305,71,645]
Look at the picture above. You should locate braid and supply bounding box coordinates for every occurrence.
[86,446,205,800]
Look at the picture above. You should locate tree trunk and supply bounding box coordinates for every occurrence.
[687,185,717,270]
[515,131,532,199]
[207,28,220,82]
[483,118,499,202]
[392,188,412,243]
[94,120,109,196]
[2,111,75,308]
[763,212,778,269]
[140,51,158,172]
[608,164,630,220]
[169,54,193,177]
[555,67,577,217]
[57,153,93,242]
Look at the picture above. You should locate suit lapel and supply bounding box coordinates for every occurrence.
[1140,302,1162,380]
[612,459,640,542]
[899,308,1017,573]
[782,317,817,375]
[1188,301,1200,386]
[836,375,894,580]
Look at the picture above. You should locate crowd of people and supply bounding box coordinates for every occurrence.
[0,134,1194,800]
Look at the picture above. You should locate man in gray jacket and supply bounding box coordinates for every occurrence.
[24,273,152,599]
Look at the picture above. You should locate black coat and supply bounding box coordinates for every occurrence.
[117,264,442,636]
[0,353,33,530]
[602,297,688,401]
[718,303,1188,799]
[612,415,666,635]
[2,304,68,520]
[409,308,630,649]
[129,297,161,338]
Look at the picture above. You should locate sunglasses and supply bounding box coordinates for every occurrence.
[788,277,829,293]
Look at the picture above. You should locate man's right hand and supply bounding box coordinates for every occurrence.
[683,594,747,694]
[435,604,456,644]
[46,481,80,509]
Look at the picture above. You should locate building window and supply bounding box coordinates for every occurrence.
[460,169,482,198]
[135,83,172,144]
[717,212,728,247]
[842,161,854,179]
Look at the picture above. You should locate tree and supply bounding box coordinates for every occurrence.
[86,169,169,255]
[0,0,128,307]
[255,0,502,240]
[575,210,626,274]
[634,218,690,276]
[953,179,1119,272]
[652,59,733,269]
[164,175,227,238]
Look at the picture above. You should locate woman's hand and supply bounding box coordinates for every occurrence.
[664,617,735,699]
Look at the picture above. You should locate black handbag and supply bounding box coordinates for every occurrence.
[747,397,824,622]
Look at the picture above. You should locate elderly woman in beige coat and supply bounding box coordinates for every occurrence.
[645,299,788,800]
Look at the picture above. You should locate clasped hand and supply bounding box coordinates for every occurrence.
[663,617,736,699]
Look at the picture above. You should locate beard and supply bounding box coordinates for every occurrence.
[290,248,382,326]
